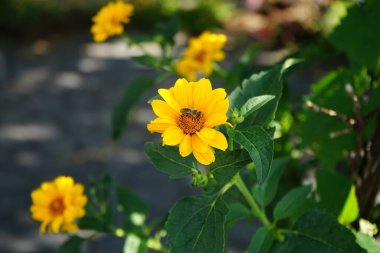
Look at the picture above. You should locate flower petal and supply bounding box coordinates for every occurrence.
[193,146,215,165]
[151,100,179,121]
[196,127,216,143]
[192,78,212,112]
[172,79,192,108]
[147,118,176,133]
[179,134,192,157]
[191,134,209,153]
[162,126,185,146]
[158,88,180,112]
[204,113,228,128]
[209,131,228,151]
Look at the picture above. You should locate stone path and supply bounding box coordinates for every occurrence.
[0,33,252,253]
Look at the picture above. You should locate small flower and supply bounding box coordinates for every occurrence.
[147,78,231,165]
[30,176,87,234]
[176,32,227,81]
[91,1,134,42]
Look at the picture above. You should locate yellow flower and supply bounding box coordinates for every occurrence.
[30,176,87,234]
[147,78,231,165]
[91,1,134,42]
[176,32,227,81]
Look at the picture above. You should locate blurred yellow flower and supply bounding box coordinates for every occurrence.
[147,78,231,165]
[176,32,227,81]
[30,176,87,234]
[91,1,134,42]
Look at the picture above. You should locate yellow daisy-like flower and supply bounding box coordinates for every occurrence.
[91,1,134,42]
[147,78,231,165]
[176,32,227,81]
[30,176,87,234]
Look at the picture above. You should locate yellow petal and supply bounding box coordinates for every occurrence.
[162,126,185,146]
[158,88,180,112]
[151,100,179,122]
[50,217,63,234]
[172,78,192,108]
[209,131,228,151]
[204,113,228,128]
[193,146,215,165]
[147,118,176,133]
[192,78,212,112]
[191,134,209,153]
[179,134,192,157]
[196,127,216,143]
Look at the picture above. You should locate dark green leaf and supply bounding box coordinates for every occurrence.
[273,185,311,221]
[112,77,153,139]
[316,170,352,216]
[329,1,380,70]
[299,69,356,169]
[116,184,148,227]
[123,233,148,253]
[356,233,380,253]
[228,126,273,184]
[131,55,171,69]
[226,202,251,223]
[144,142,194,178]
[77,216,110,232]
[277,211,366,253]
[228,59,297,127]
[252,157,288,207]
[167,195,229,253]
[240,95,275,118]
[89,174,112,205]
[248,227,273,253]
[210,149,251,185]
[154,16,179,45]
[57,236,84,253]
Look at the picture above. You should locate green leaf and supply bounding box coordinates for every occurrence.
[123,234,148,253]
[226,202,251,223]
[144,142,195,178]
[78,216,110,232]
[329,1,380,70]
[89,174,112,205]
[356,233,380,253]
[273,185,311,221]
[228,126,273,184]
[248,227,273,253]
[210,149,251,185]
[299,69,356,169]
[316,170,352,216]
[228,59,297,127]
[116,184,148,227]
[240,95,275,118]
[131,55,171,69]
[338,185,359,225]
[112,77,153,140]
[252,157,288,207]
[57,236,84,253]
[277,211,366,253]
[167,195,229,253]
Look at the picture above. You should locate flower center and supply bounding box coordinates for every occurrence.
[194,50,206,63]
[178,108,204,135]
[50,198,65,215]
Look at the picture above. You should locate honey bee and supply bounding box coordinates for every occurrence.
[180,108,201,117]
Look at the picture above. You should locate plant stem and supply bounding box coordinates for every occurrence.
[235,173,270,226]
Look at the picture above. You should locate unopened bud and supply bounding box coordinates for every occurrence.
[191,170,208,188]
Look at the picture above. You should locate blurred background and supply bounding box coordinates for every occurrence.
[0,0,345,252]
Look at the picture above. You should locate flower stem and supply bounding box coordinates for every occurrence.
[235,173,270,226]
